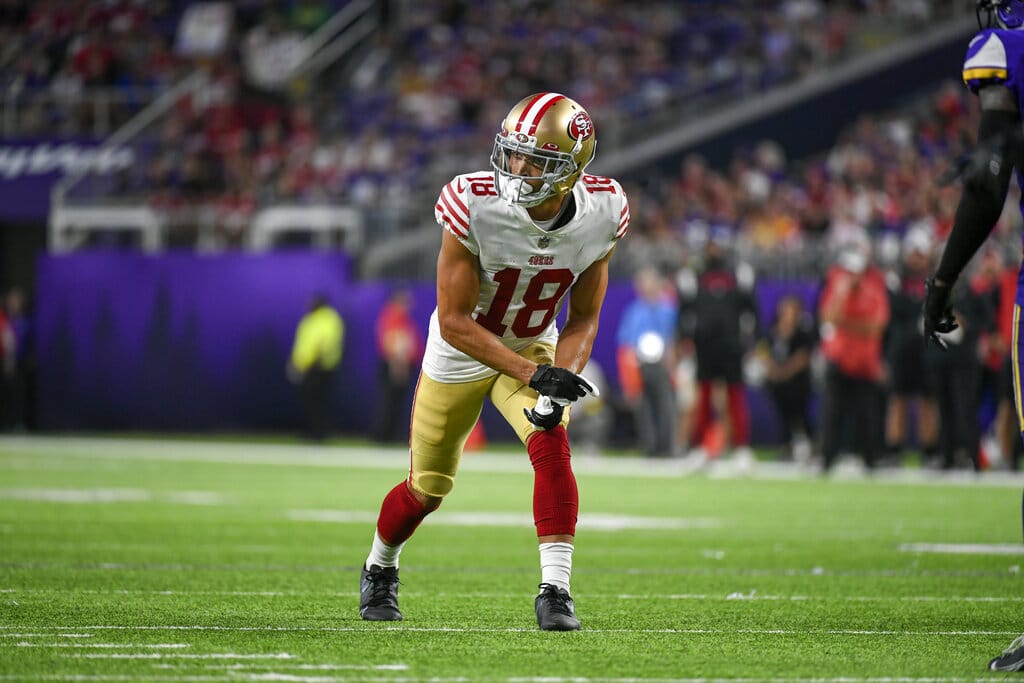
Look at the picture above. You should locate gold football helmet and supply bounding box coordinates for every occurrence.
[490,93,597,207]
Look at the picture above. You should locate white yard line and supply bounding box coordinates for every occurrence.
[0,676,1016,683]
[4,435,1024,488]
[0,487,228,505]
[288,509,719,531]
[3,589,1023,603]
[0,624,1018,636]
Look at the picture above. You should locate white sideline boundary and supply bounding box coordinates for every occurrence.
[3,436,1024,487]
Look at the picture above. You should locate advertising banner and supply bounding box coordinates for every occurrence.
[0,139,135,221]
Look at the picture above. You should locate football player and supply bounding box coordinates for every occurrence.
[923,0,1024,670]
[358,93,628,631]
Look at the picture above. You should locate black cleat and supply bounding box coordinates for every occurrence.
[535,582,580,631]
[359,564,402,621]
[990,634,1024,671]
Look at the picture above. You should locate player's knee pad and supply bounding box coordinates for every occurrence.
[410,469,455,499]
[527,426,578,537]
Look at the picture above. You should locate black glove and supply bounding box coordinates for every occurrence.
[528,364,595,403]
[523,401,564,431]
[922,277,958,351]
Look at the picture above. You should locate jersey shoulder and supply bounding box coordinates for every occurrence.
[433,172,496,240]
[963,29,1021,93]
[577,174,629,240]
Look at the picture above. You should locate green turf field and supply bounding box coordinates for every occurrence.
[1,435,1023,682]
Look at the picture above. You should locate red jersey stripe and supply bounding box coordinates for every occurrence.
[443,182,468,215]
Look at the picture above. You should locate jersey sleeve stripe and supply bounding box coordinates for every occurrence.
[435,203,468,238]
[962,67,1008,82]
[443,182,469,215]
[438,193,469,233]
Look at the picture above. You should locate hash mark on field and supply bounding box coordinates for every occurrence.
[899,543,1024,556]
[69,652,294,660]
[13,643,189,649]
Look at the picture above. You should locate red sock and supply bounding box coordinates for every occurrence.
[376,481,433,545]
[527,426,577,537]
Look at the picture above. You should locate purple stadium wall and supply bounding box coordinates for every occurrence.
[34,251,819,445]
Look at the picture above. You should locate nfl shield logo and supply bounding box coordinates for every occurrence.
[538,235,550,248]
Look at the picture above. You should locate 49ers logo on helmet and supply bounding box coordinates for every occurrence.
[567,112,594,141]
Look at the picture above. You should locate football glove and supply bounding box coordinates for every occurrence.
[528,364,597,404]
[922,277,958,351]
[524,395,564,431]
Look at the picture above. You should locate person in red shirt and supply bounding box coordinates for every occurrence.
[817,237,890,472]
[374,289,423,443]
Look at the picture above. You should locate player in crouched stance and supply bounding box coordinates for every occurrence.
[924,0,1024,670]
[358,93,628,630]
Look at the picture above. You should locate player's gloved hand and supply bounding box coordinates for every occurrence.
[523,396,564,431]
[922,277,958,351]
[528,364,596,404]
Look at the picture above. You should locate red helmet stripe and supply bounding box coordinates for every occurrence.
[515,93,565,135]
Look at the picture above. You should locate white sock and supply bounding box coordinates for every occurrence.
[365,531,404,569]
[538,541,573,594]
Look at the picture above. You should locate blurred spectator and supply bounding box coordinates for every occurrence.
[883,227,939,464]
[677,227,758,465]
[759,295,815,462]
[374,288,422,443]
[287,292,344,441]
[2,287,29,431]
[616,267,678,458]
[924,279,993,471]
[817,235,890,472]
[0,295,14,430]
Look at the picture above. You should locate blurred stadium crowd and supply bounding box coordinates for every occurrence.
[1,0,1018,471]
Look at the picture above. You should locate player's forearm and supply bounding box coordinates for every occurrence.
[438,314,537,384]
[935,185,1008,284]
[936,107,1018,284]
[554,318,598,374]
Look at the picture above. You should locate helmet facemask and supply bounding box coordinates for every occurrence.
[491,134,579,208]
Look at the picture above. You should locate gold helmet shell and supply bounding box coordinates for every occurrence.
[490,93,597,207]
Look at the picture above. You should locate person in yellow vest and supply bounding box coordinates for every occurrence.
[287,293,344,441]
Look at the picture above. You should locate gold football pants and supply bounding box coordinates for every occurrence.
[408,342,569,498]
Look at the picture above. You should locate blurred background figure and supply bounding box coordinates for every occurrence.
[1,288,30,432]
[924,275,993,471]
[374,288,422,443]
[616,267,678,458]
[759,295,815,463]
[677,227,758,466]
[817,235,890,472]
[287,293,344,442]
[883,227,939,465]
[0,294,15,430]
[566,358,612,458]
[967,245,1015,470]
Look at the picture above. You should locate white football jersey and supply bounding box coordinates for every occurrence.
[423,171,629,383]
